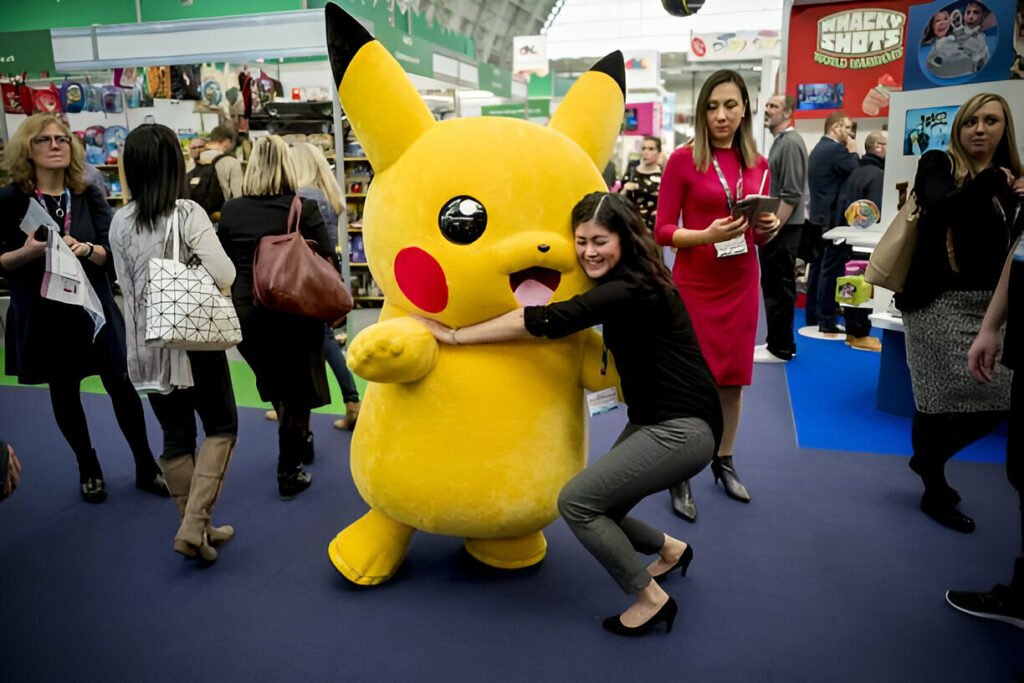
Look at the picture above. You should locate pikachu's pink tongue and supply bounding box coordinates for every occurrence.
[513,279,555,307]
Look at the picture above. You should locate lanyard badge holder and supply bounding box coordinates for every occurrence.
[711,155,748,259]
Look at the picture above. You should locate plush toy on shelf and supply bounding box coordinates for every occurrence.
[323,3,624,586]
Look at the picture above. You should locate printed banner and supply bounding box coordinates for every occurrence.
[902,104,958,154]
[513,35,548,78]
[787,1,912,119]
[690,31,782,61]
[903,0,1018,91]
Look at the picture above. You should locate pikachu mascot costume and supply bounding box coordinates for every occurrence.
[324,3,625,585]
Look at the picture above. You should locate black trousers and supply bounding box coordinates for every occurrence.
[758,223,802,358]
[147,351,238,458]
[48,365,155,477]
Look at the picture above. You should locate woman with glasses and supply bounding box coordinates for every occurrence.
[0,113,167,503]
[620,136,663,232]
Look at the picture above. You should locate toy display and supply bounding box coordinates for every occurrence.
[844,199,881,229]
[323,3,624,586]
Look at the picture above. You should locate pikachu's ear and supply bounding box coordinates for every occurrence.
[548,51,626,169]
[325,2,434,173]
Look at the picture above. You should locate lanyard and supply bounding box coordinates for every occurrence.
[710,152,742,213]
[33,188,72,234]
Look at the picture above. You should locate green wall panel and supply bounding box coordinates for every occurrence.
[2,0,136,31]
[139,0,303,22]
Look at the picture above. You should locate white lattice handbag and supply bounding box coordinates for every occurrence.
[145,203,241,350]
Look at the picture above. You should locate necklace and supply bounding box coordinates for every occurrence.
[44,193,67,218]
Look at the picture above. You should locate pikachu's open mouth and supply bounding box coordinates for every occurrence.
[509,267,561,307]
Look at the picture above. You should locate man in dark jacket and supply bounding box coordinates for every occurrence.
[806,112,859,333]
[835,131,887,350]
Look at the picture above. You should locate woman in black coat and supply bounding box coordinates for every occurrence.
[897,93,1024,533]
[217,135,338,498]
[0,113,166,502]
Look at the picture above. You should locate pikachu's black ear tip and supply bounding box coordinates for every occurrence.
[325,2,375,88]
[590,51,625,99]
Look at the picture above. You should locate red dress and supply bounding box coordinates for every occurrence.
[654,146,770,386]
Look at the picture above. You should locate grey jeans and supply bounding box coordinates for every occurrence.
[557,417,715,594]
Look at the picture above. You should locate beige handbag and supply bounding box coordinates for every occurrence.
[865,192,920,293]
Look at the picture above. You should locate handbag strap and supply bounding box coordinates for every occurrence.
[286,194,303,234]
[162,199,182,262]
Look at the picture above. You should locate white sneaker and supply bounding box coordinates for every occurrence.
[753,344,790,363]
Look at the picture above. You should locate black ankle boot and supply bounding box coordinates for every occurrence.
[669,481,697,522]
[277,468,312,499]
[908,455,960,504]
[299,430,315,466]
[920,492,975,533]
[76,449,106,504]
[711,456,750,503]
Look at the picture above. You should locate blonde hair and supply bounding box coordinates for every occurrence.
[289,142,343,214]
[242,135,298,197]
[947,93,1022,186]
[692,70,760,173]
[3,113,87,193]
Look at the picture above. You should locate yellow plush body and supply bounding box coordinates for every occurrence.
[324,4,624,585]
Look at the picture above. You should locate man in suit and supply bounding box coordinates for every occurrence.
[806,111,859,333]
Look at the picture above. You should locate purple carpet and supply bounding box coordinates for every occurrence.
[0,364,1021,680]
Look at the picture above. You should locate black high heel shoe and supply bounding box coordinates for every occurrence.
[135,471,170,497]
[652,544,693,583]
[602,597,678,637]
[711,456,751,503]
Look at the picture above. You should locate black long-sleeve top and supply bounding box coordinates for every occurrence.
[895,150,1019,313]
[524,268,723,449]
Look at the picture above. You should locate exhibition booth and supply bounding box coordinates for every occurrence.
[778,0,1024,416]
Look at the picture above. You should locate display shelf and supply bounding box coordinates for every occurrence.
[350,262,369,267]
[343,156,368,161]
[348,228,362,233]
[345,193,367,198]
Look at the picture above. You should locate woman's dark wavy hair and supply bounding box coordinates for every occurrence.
[571,192,677,295]
[122,124,187,232]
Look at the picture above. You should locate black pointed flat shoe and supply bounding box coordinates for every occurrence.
[920,493,975,533]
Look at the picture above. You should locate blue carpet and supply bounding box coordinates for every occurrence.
[1,370,1021,680]
[784,311,1007,463]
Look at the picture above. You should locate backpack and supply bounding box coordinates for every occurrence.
[59,79,86,113]
[186,154,229,217]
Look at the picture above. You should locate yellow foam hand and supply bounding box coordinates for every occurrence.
[346,317,439,384]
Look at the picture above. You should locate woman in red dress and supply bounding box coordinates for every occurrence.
[654,70,780,521]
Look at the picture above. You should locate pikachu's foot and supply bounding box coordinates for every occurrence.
[464,532,547,570]
[328,509,414,586]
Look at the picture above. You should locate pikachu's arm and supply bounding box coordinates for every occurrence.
[579,327,623,400]
[346,316,439,384]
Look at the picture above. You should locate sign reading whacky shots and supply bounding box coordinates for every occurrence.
[787,1,911,118]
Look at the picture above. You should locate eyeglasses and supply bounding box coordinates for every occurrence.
[32,135,72,147]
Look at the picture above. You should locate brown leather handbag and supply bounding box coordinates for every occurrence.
[252,195,353,322]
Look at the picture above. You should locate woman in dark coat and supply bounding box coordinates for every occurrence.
[898,93,1023,533]
[217,134,337,498]
[0,113,166,502]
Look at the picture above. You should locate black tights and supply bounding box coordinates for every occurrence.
[48,370,155,479]
[274,402,311,474]
[911,409,1006,496]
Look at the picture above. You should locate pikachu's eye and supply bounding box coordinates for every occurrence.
[438,196,487,245]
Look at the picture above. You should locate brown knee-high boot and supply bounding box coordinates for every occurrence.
[175,436,236,562]
[159,452,234,551]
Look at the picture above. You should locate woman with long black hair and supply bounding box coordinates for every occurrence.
[110,124,239,562]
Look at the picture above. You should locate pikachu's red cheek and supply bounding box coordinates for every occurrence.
[394,247,448,313]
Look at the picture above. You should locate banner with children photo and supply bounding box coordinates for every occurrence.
[903,0,1018,90]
